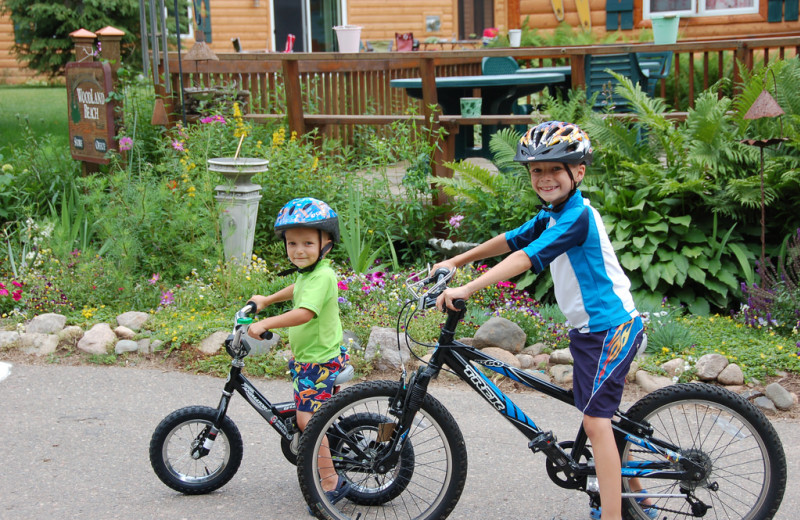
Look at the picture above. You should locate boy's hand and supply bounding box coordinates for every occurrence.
[249,295,270,312]
[429,260,457,278]
[247,320,270,340]
[437,285,472,312]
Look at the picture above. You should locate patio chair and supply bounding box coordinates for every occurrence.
[395,32,419,51]
[584,53,649,111]
[366,40,393,52]
[481,56,520,75]
[635,51,673,97]
[231,37,242,52]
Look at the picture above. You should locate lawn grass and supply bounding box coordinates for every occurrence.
[0,86,69,154]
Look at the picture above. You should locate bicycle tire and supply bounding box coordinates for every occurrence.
[618,383,786,520]
[149,406,243,494]
[297,380,468,520]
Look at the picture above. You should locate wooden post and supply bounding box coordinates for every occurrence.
[70,28,97,63]
[282,58,306,136]
[96,26,126,135]
[570,54,585,90]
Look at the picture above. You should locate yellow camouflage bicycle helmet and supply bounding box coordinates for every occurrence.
[514,121,593,165]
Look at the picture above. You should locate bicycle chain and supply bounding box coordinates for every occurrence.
[625,449,703,518]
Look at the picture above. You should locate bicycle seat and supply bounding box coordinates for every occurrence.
[334,364,355,385]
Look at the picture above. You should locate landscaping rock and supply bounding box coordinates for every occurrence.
[115,339,139,354]
[660,358,684,378]
[765,382,794,411]
[473,317,526,354]
[549,348,573,365]
[522,343,546,356]
[481,347,521,368]
[26,313,66,334]
[343,330,362,352]
[635,370,672,393]
[198,331,230,355]
[626,360,639,383]
[20,333,58,356]
[57,326,83,347]
[137,338,152,354]
[365,326,411,371]
[517,353,534,369]
[695,353,729,381]
[717,364,744,386]
[114,326,136,340]
[0,331,20,348]
[151,339,164,352]
[77,323,116,355]
[116,311,150,331]
[740,389,763,400]
[753,396,777,415]
[246,331,281,356]
[549,364,573,385]
[457,337,474,346]
[531,353,550,368]
[523,369,552,384]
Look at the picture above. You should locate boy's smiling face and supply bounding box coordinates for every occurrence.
[284,227,329,269]
[527,161,585,206]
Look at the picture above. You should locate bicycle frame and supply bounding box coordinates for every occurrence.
[389,301,704,488]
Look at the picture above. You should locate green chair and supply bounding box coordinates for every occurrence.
[481,56,520,75]
[584,53,649,111]
[635,51,673,97]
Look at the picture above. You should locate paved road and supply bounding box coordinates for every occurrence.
[0,362,797,520]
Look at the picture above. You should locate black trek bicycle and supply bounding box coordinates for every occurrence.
[296,269,787,520]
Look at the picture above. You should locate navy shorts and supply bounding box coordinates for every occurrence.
[569,316,644,419]
[289,349,349,413]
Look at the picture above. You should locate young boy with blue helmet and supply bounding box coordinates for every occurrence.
[247,197,350,505]
[432,121,654,520]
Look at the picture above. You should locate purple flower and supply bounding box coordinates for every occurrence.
[160,290,175,306]
[148,273,160,285]
[200,115,226,124]
[171,140,184,152]
[449,214,464,228]
[118,136,133,151]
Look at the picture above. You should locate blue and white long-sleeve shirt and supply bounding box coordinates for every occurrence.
[505,190,638,332]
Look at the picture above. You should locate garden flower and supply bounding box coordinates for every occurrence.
[160,291,175,306]
[1,164,12,173]
[118,136,133,151]
[12,290,22,302]
[200,115,226,124]
[171,140,184,152]
[449,214,464,228]
[0,286,7,296]
[148,273,160,285]
[338,281,349,291]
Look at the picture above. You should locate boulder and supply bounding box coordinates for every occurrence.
[531,353,550,368]
[116,311,150,331]
[473,317,526,354]
[342,330,362,352]
[20,333,59,356]
[717,364,744,386]
[57,326,83,347]
[635,370,672,393]
[549,364,573,385]
[523,369,552,384]
[516,353,534,369]
[522,343,546,356]
[137,338,152,354]
[753,396,777,415]
[626,360,639,383]
[115,339,139,354]
[549,348,573,365]
[765,382,794,411]
[695,353,729,381]
[198,331,230,355]
[114,326,136,340]
[0,331,20,348]
[365,326,411,371]
[26,313,66,334]
[481,347,521,368]
[77,323,116,355]
[660,358,685,378]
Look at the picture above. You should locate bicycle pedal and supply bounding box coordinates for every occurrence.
[528,431,556,453]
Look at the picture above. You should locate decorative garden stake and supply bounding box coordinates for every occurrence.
[209,157,268,264]
[741,71,787,273]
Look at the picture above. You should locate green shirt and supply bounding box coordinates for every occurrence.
[288,259,343,363]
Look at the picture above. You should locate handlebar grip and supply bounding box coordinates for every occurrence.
[451,298,466,310]
[261,331,273,341]
[244,300,258,315]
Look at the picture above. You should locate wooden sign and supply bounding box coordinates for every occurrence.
[65,61,116,164]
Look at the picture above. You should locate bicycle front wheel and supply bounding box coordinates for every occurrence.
[619,383,786,520]
[297,380,468,520]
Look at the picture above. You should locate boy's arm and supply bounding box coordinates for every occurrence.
[250,284,295,312]
[247,307,314,339]
[437,250,532,311]
[430,233,512,273]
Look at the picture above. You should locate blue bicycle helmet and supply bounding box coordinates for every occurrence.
[274,197,340,243]
[514,121,593,165]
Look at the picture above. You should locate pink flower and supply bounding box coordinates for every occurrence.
[448,215,464,229]
[200,115,226,124]
[12,290,22,302]
[171,140,184,152]
[0,288,8,297]
[160,290,175,306]
[118,136,133,151]
[148,273,160,285]
[337,281,349,291]
[12,281,23,288]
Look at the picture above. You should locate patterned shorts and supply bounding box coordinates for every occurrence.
[569,316,644,419]
[289,348,349,413]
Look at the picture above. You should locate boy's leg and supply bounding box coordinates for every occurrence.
[584,415,621,520]
[296,411,339,492]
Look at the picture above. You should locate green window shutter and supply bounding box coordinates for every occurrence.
[767,0,783,22]
[786,0,799,21]
[606,0,634,30]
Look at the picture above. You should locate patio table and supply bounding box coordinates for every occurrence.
[390,71,566,158]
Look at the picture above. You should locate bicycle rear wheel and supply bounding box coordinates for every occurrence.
[297,380,468,520]
[618,383,786,520]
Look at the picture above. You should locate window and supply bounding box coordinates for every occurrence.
[644,0,758,18]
